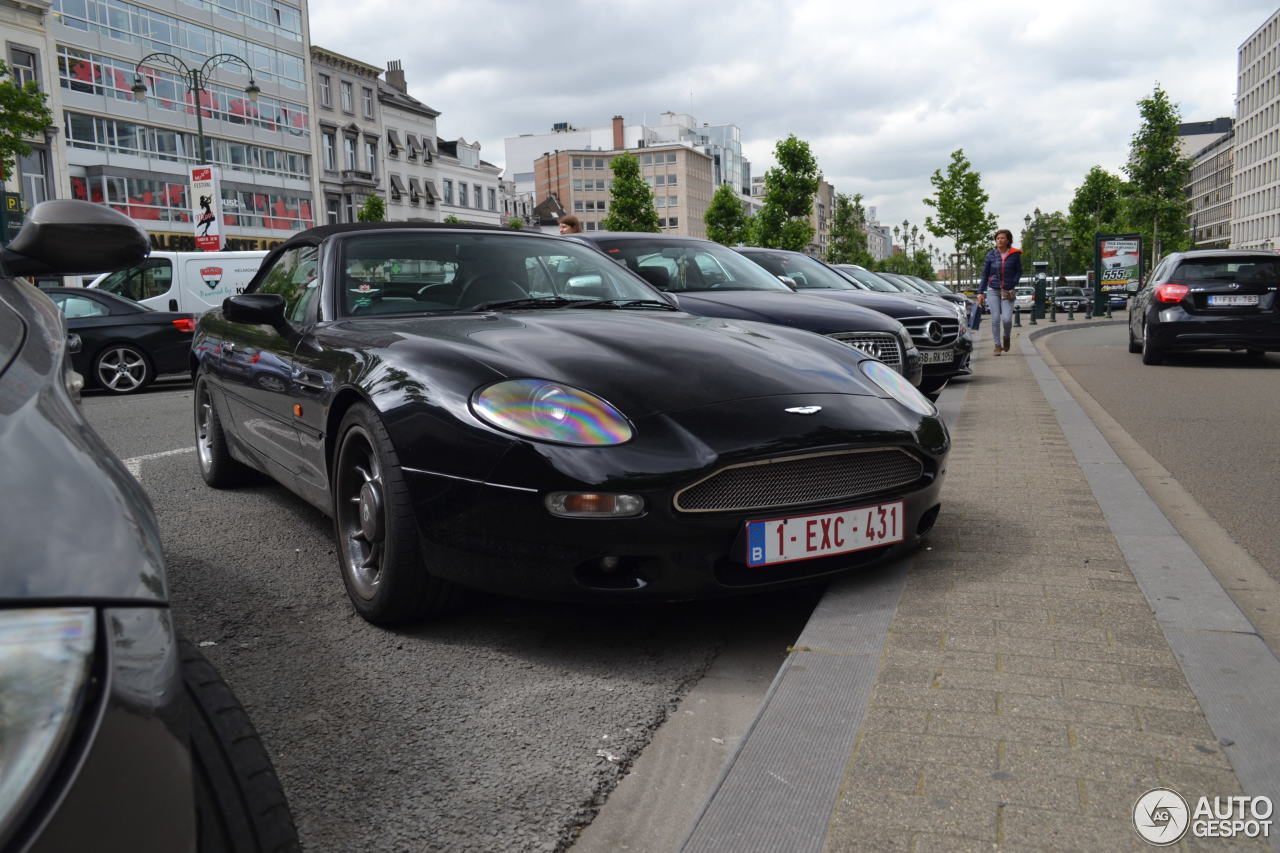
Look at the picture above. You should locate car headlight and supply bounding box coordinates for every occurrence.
[471,379,634,445]
[0,609,95,844]
[861,360,937,416]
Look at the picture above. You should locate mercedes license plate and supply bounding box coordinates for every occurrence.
[1208,294,1259,306]
[919,349,953,365]
[745,501,904,567]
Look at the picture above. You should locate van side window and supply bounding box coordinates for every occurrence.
[96,258,172,301]
[256,246,320,323]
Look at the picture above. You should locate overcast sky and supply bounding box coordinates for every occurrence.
[310,0,1277,251]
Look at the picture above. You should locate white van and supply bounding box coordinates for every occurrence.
[89,250,268,314]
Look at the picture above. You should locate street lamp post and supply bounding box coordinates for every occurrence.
[132,52,261,164]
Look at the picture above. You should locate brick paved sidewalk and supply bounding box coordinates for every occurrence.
[822,337,1268,852]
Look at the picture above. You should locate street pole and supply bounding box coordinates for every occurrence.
[133,52,260,165]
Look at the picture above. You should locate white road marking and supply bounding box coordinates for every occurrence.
[123,446,196,479]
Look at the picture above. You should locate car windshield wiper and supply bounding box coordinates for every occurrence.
[469,296,598,311]
[572,299,679,311]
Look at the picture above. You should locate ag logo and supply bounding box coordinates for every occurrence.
[201,266,224,291]
[1133,788,1189,845]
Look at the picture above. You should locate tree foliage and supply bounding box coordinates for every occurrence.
[704,182,749,245]
[1123,84,1191,263]
[753,135,819,251]
[442,214,463,224]
[825,193,874,266]
[0,59,54,185]
[507,217,524,230]
[356,194,385,222]
[923,149,997,280]
[601,153,660,233]
[1066,166,1126,270]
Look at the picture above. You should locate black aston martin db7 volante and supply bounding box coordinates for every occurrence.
[193,223,950,625]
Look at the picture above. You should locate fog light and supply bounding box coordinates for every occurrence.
[546,492,645,518]
[600,556,621,571]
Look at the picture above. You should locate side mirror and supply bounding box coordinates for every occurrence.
[1126,280,1139,294]
[66,333,82,355]
[224,293,287,327]
[565,273,603,291]
[1,200,149,276]
[777,275,798,290]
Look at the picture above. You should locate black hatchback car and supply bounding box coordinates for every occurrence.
[1129,250,1280,364]
[0,201,298,852]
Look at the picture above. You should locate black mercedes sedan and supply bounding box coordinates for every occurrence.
[577,232,922,386]
[1129,249,1280,364]
[736,248,971,396]
[0,201,298,852]
[41,287,197,394]
[192,223,949,625]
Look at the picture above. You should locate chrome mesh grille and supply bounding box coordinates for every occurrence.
[674,448,925,514]
[898,316,961,347]
[826,332,902,367]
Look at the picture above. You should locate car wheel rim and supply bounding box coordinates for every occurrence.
[336,426,385,600]
[97,347,146,392]
[196,388,214,471]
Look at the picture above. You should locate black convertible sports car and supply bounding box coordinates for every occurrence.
[0,201,298,852]
[193,222,950,625]
[41,287,197,394]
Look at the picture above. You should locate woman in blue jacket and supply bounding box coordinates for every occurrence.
[978,229,1022,356]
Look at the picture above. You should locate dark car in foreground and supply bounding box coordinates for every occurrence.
[0,201,298,852]
[737,248,971,396]
[577,232,922,386]
[41,287,197,394]
[193,222,949,625]
[1129,249,1280,364]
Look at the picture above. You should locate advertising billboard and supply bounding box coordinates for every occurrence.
[1096,234,1142,293]
[190,166,223,251]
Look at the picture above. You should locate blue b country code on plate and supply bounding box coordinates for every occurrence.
[746,501,905,567]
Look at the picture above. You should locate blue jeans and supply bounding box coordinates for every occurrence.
[988,291,1014,346]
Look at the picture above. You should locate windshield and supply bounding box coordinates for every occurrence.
[834,266,900,293]
[1174,256,1280,284]
[737,250,856,290]
[94,257,173,302]
[337,232,666,316]
[1055,287,1085,296]
[881,274,929,294]
[588,237,790,292]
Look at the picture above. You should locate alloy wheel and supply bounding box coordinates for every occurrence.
[195,385,214,473]
[335,426,385,600]
[96,345,148,392]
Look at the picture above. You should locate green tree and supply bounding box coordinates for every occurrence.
[443,214,463,224]
[1066,166,1126,270]
[507,217,524,230]
[923,149,997,283]
[704,182,749,245]
[356,194,385,222]
[601,152,660,232]
[825,193,874,266]
[0,59,54,192]
[1122,84,1192,265]
[753,135,819,251]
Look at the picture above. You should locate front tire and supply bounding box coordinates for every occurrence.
[195,376,254,487]
[181,638,300,853]
[1140,322,1163,365]
[1127,321,1142,353]
[333,403,460,625]
[94,343,152,394]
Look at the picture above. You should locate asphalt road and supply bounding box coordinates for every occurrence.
[81,384,817,852]
[1042,322,1280,581]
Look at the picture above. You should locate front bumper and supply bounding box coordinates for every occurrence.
[403,394,949,602]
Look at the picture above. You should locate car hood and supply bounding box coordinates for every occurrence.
[667,290,904,333]
[795,289,955,319]
[361,310,888,418]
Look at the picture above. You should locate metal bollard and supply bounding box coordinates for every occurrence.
[1067,303,1075,320]
[1105,301,1112,319]
[1013,305,1022,327]
[1049,300,1057,322]
[1029,304,1037,325]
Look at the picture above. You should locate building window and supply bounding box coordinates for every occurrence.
[362,86,374,118]
[9,47,37,87]
[572,157,581,169]
[326,197,340,224]
[667,173,677,185]
[340,81,353,113]
[667,216,678,228]
[344,136,357,170]
[655,174,665,186]
[318,74,331,106]
[595,158,604,169]
[488,188,496,211]
[344,193,356,222]
[666,153,677,163]
[459,183,468,207]
[642,154,652,166]
[364,139,378,177]
[572,179,582,191]
[585,221,597,230]
[322,131,336,170]
[473,184,481,208]
[443,178,453,204]
[573,200,583,212]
